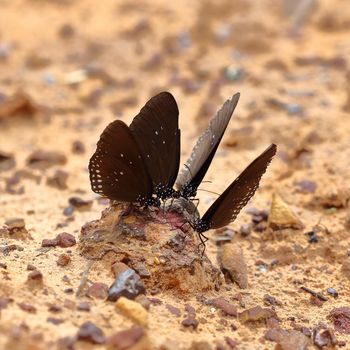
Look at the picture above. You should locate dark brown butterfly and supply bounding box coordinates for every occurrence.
[89,92,180,206]
[175,93,240,199]
[192,144,277,242]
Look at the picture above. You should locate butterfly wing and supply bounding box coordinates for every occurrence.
[175,93,240,193]
[89,120,153,202]
[129,92,180,188]
[201,144,277,229]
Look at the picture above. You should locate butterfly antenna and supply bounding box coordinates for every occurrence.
[197,189,220,196]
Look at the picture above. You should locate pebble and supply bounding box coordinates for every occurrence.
[239,306,276,323]
[329,307,350,333]
[182,316,199,329]
[27,150,67,170]
[166,304,181,317]
[116,297,148,327]
[18,302,36,313]
[5,218,26,232]
[295,179,317,193]
[108,326,145,349]
[77,302,91,312]
[76,321,106,344]
[68,196,92,211]
[57,254,71,266]
[41,232,76,248]
[87,283,108,299]
[71,140,85,154]
[218,243,248,289]
[46,170,68,190]
[313,326,338,347]
[0,151,15,172]
[108,268,145,301]
[225,337,238,349]
[265,328,310,349]
[211,297,237,317]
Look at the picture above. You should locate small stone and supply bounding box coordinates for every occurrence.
[265,328,310,349]
[0,297,13,310]
[329,307,350,334]
[185,304,196,316]
[108,268,145,301]
[111,261,129,277]
[108,326,145,349]
[239,224,252,237]
[58,23,75,39]
[46,170,68,190]
[116,297,148,327]
[68,197,92,211]
[166,304,181,317]
[225,337,238,348]
[182,316,199,329]
[88,283,108,299]
[313,326,337,347]
[211,297,237,317]
[18,302,36,313]
[71,140,85,154]
[0,151,15,172]
[77,302,91,312]
[47,317,64,325]
[77,321,106,344]
[41,232,76,248]
[239,306,276,323]
[295,179,317,193]
[5,218,26,231]
[57,254,71,266]
[218,243,248,289]
[135,295,151,310]
[263,294,282,306]
[27,150,67,170]
[27,269,43,283]
[268,193,303,230]
[63,206,74,216]
[48,304,62,313]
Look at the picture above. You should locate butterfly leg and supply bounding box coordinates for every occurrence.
[198,232,209,257]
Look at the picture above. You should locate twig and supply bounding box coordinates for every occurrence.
[76,260,95,297]
[300,286,328,301]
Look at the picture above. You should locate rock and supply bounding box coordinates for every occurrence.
[71,140,85,154]
[0,151,15,172]
[26,269,43,289]
[328,307,350,333]
[27,150,67,170]
[41,232,76,248]
[107,326,148,349]
[211,297,237,317]
[5,218,26,232]
[68,197,92,211]
[0,91,40,118]
[182,316,199,329]
[46,170,68,190]
[268,193,303,230]
[239,306,276,323]
[166,304,181,317]
[77,302,91,312]
[313,326,338,347]
[108,268,146,301]
[218,243,248,289]
[77,321,106,344]
[57,254,71,266]
[225,337,238,349]
[295,180,317,193]
[88,283,109,299]
[116,297,148,327]
[18,302,36,313]
[111,262,130,277]
[188,341,213,350]
[265,328,310,349]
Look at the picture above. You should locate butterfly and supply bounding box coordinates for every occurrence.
[175,93,240,200]
[89,92,180,207]
[191,144,277,245]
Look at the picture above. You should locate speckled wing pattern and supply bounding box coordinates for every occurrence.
[129,92,180,188]
[89,120,153,202]
[201,144,277,229]
[175,92,240,192]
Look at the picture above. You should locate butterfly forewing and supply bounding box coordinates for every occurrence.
[201,144,277,229]
[175,93,240,192]
[129,92,180,188]
[89,120,153,202]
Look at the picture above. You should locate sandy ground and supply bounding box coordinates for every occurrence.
[1,0,350,349]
